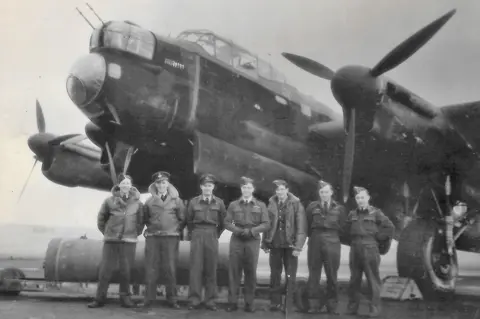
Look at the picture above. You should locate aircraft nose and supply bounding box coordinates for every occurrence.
[28,133,55,161]
[66,53,106,107]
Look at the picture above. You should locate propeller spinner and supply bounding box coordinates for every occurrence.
[283,9,456,202]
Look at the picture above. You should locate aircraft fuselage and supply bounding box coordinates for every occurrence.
[64,20,480,252]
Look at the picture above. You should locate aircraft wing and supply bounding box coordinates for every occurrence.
[56,134,102,160]
[308,119,344,139]
[440,100,480,151]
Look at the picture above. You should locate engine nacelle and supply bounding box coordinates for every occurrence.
[42,147,112,190]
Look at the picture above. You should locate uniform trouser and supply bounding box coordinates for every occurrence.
[143,236,180,303]
[348,240,381,309]
[188,226,219,306]
[269,247,298,307]
[95,241,136,301]
[228,234,260,306]
[306,231,341,309]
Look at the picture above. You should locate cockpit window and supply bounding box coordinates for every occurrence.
[177,30,288,84]
[258,59,272,79]
[271,68,287,83]
[90,28,102,50]
[195,34,215,56]
[215,39,233,64]
[92,21,156,60]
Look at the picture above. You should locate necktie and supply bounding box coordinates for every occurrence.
[323,202,328,211]
[161,195,167,201]
[205,198,210,205]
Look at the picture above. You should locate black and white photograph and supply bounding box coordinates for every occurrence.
[1,0,480,318]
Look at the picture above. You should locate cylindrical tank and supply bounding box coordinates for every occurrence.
[44,238,230,286]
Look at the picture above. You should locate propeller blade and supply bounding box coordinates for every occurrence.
[445,175,451,196]
[402,181,410,220]
[282,53,335,80]
[105,142,118,185]
[123,147,136,175]
[402,181,410,198]
[342,108,356,203]
[370,9,456,77]
[36,100,46,133]
[17,158,38,203]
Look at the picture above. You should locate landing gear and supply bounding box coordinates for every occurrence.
[397,218,458,301]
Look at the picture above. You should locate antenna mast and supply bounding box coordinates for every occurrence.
[85,2,105,25]
[75,8,94,29]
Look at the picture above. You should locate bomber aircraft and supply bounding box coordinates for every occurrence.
[23,7,480,301]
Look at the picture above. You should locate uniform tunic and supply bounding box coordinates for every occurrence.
[225,197,269,306]
[305,199,346,311]
[186,195,226,306]
[343,206,394,312]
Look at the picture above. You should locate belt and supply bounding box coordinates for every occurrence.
[193,223,218,228]
[235,225,253,229]
[351,235,377,244]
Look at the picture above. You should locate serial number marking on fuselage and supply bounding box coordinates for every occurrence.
[164,58,185,70]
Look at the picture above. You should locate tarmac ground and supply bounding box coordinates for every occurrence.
[1,291,480,319]
[1,258,480,319]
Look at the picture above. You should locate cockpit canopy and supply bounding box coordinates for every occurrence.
[177,30,288,85]
[90,21,156,60]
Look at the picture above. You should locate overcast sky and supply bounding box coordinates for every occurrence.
[1,0,480,229]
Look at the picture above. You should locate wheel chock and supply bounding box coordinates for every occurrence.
[381,276,423,301]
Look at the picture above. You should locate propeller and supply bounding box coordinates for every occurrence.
[105,142,118,185]
[123,147,136,175]
[401,181,411,228]
[402,181,410,213]
[19,100,47,202]
[282,53,334,80]
[17,158,38,203]
[342,108,356,203]
[370,9,456,77]
[282,9,456,202]
[36,99,45,133]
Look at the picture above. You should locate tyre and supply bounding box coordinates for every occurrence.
[396,218,457,301]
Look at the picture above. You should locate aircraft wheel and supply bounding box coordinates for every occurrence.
[294,279,309,312]
[397,218,457,301]
[0,267,25,296]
